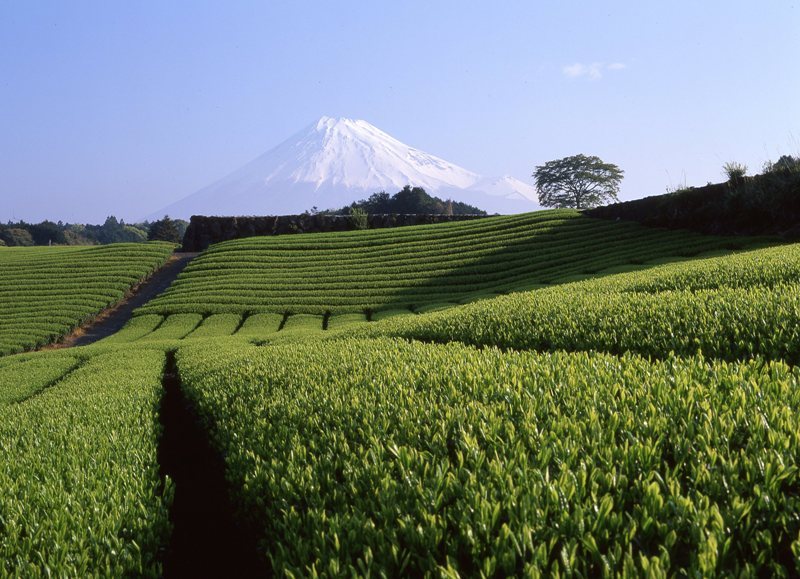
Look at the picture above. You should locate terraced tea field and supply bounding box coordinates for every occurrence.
[139,210,747,317]
[1,210,799,576]
[0,242,174,355]
[362,243,800,363]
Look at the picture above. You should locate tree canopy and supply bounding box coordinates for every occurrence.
[0,216,187,246]
[321,186,486,216]
[533,154,624,210]
[148,215,182,243]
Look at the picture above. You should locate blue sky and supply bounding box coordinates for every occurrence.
[1,1,798,223]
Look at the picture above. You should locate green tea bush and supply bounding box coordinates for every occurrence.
[0,242,173,355]
[139,211,743,317]
[363,243,800,363]
[0,351,79,405]
[184,313,242,339]
[137,313,203,341]
[0,348,170,576]
[177,338,800,576]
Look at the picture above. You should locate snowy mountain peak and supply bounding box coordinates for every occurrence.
[150,116,541,218]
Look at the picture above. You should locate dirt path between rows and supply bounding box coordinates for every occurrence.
[45,252,198,349]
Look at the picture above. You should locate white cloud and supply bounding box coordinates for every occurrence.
[562,62,626,80]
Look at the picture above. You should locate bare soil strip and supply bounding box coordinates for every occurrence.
[158,351,266,577]
[45,252,198,349]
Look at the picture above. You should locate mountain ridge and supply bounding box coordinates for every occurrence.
[150,116,541,218]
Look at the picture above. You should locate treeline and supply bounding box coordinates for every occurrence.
[0,215,187,246]
[313,186,487,216]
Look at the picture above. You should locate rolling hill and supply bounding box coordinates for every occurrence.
[1,207,799,576]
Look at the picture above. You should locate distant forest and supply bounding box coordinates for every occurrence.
[0,215,188,246]
[315,186,487,216]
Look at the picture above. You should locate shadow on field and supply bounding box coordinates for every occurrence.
[158,351,267,577]
[376,215,753,313]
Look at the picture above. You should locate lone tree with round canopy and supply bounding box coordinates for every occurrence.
[533,154,624,209]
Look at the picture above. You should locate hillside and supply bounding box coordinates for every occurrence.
[0,242,174,355]
[1,209,799,576]
[138,210,751,318]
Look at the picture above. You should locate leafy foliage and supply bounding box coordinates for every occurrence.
[177,338,800,576]
[148,215,183,243]
[2,201,798,576]
[347,206,368,230]
[326,185,486,215]
[589,155,800,238]
[0,348,170,576]
[764,154,800,175]
[364,243,800,363]
[534,154,624,209]
[0,227,34,246]
[722,161,748,182]
[0,215,188,246]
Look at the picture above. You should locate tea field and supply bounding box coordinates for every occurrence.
[1,211,799,576]
[0,242,174,355]
[138,210,747,317]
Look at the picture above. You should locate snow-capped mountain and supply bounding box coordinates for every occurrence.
[150,116,540,218]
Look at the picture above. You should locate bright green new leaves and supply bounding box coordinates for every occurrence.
[0,242,174,355]
[97,314,164,344]
[0,348,171,577]
[185,313,243,338]
[138,313,203,341]
[235,312,284,339]
[364,244,800,363]
[0,351,79,405]
[0,212,796,577]
[177,339,800,576]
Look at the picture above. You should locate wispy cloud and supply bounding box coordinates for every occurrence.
[562,62,626,80]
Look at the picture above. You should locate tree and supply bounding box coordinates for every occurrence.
[392,186,439,213]
[348,207,368,230]
[533,154,624,209]
[148,215,181,243]
[329,186,487,215]
[0,228,34,246]
[764,155,800,174]
[27,220,66,245]
[362,191,391,213]
[123,225,148,242]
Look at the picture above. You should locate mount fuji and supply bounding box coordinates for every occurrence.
[151,116,541,218]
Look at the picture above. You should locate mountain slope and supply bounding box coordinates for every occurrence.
[152,117,540,218]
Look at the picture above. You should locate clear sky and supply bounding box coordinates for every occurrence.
[2,1,798,223]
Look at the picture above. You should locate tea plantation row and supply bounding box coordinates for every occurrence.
[138,211,750,316]
[0,242,174,355]
[0,210,798,576]
[360,244,800,363]
[0,347,170,576]
[176,338,800,576]
[112,243,800,365]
